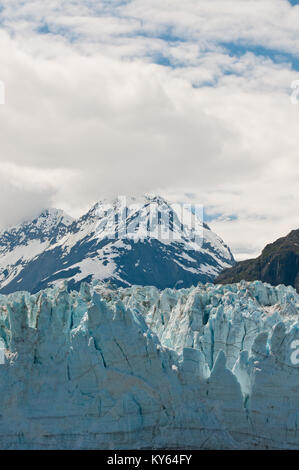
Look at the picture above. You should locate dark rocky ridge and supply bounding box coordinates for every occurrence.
[216,229,299,293]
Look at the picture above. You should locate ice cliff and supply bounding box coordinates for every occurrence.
[0,280,298,449]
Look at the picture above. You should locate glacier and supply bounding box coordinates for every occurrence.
[0,280,298,449]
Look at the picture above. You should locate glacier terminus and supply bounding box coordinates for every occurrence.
[0,279,298,449]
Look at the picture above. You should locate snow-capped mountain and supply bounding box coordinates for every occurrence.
[0,209,73,292]
[0,195,235,293]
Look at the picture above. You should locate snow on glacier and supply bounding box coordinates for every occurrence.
[0,280,298,449]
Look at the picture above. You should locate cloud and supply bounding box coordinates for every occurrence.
[0,176,54,230]
[0,1,298,257]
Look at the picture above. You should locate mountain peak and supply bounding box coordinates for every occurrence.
[0,196,235,294]
[82,194,207,249]
[0,208,74,254]
[36,208,74,229]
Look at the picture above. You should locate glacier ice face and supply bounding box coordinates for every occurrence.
[0,280,298,449]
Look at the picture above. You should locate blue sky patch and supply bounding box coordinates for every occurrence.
[220,42,299,71]
[203,208,238,223]
[37,24,51,35]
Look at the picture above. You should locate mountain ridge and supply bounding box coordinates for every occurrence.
[0,195,235,293]
[216,228,299,292]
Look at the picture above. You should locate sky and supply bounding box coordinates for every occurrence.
[0,0,298,260]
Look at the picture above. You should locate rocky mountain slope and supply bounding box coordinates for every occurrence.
[0,280,298,449]
[216,229,299,293]
[0,196,235,293]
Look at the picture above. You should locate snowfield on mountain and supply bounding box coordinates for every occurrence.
[0,280,298,449]
[0,196,234,294]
